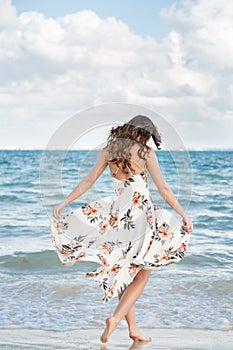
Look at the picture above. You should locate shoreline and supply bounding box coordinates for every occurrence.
[0,327,232,349]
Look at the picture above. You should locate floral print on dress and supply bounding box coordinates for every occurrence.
[121,241,133,259]
[128,263,141,277]
[109,210,119,228]
[99,220,109,235]
[82,203,103,223]
[101,241,122,255]
[132,191,148,210]
[156,221,174,245]
[60,234,87,255]
[51,169,192,302]
[120,209,136,230]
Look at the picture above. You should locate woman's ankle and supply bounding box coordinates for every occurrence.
[110,315,120,326]
[129,325,139,333]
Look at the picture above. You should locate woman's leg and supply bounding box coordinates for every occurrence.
[100,269,151,343]
[118,291,151,342]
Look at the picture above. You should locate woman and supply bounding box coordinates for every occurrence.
[52,115,193,344]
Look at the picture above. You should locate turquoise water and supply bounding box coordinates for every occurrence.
[0,150,232,331]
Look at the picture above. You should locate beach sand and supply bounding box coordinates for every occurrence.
[0,327,232,350]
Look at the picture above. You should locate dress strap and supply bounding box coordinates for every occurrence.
[112,162,132,178]
[112,161,146,178]
[126,163,134,175]
[112,165,120,177]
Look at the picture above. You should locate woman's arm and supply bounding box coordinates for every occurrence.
[146,148,193,232]
[53,148,108,219]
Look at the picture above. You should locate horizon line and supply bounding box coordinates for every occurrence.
[0,147,232,151]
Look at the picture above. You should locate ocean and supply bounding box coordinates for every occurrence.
[0,149,232,331]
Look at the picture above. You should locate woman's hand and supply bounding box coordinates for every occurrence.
[53,201,66,220]
[182,215,193,233]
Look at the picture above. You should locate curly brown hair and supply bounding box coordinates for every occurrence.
[106,115,161,175]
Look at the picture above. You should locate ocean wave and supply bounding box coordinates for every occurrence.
[0,249,231,274]
[0,250,99,272]
[0,272,232,331]
[0,250,57,271]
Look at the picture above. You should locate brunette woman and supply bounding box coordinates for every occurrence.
[52,115,193,343]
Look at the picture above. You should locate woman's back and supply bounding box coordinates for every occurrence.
[105,143,151,181]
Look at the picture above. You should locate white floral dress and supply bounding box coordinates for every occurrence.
[51,171,191,302]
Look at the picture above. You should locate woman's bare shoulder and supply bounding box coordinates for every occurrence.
[100,146,109,157]
[145,148,159,168]
[102,145,111,161]
[145,146,156,157]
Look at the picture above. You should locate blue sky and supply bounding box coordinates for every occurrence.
[12,0,180,40]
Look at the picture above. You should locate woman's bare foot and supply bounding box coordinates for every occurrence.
[100,317,118,343]
[129,328,152,342]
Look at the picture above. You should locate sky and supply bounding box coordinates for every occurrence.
[11,0,181,40]
[0,0,233,149]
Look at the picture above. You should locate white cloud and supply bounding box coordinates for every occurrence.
[0,0,16,28]
[161,0,233,69]
[0,0,232,149]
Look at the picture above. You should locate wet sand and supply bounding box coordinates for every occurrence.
[0,327,232,349]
